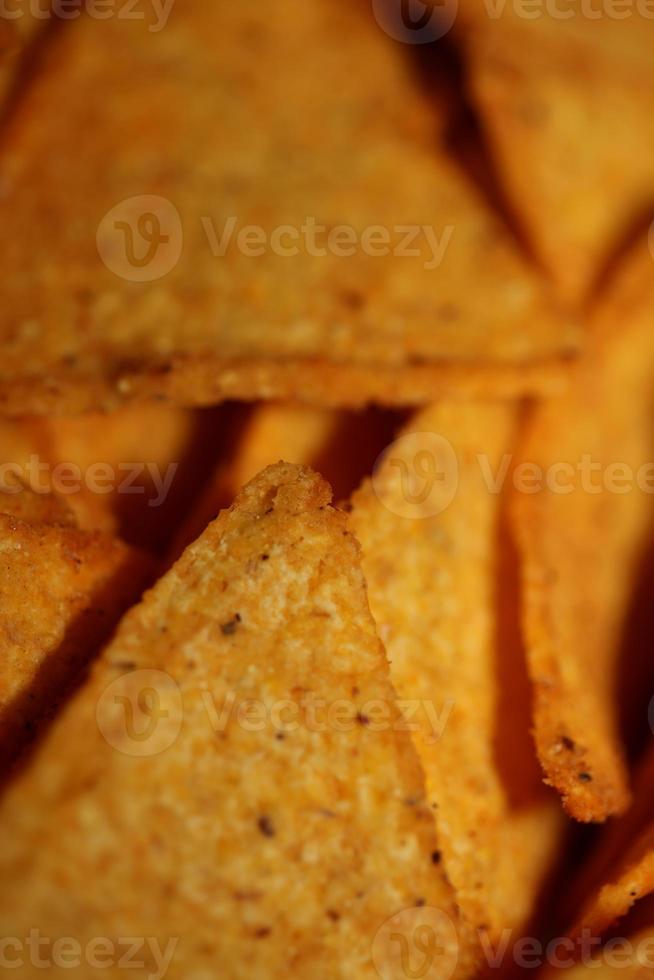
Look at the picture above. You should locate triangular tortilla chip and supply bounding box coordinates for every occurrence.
[350,403,562,939]
[512,240,654,821]
[0,463,477,979]
[0,484,151,769]
[169,404,346,559]
[457,4,654,303]
[0,0,576,415]
[169,402,396,559]
[569,747,654,939]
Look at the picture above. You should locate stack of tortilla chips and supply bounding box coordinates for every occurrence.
[0,2,653,977]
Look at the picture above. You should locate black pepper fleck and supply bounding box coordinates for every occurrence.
[221,613,242,636]
[258,815,275,837]
[578,772,592,782]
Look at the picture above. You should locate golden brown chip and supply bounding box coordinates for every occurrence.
[169,403,343,559]
[0,462,478,979]
[169,402,394,559]
[0,0,576,415]
[512,241,654,821]
[541,897,654,979]
[349,403,562,939]
[0,473,76,526]
[0,404,202,551]
[0,485,151,769]
[457,4,654,303]
[569,747,654,939]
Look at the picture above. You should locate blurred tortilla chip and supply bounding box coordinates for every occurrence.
[0,483,151,769]
[0,0,576,415]
[569,747,654,939]
[0,8,43,110]
[512,241,654,821]
[349,403,563,939]
[457,4,654,303]
[0,462,478,978]
[0,473,76,526]
[0,404,216,553]
[541,896,654,979]
[169,402,396,558]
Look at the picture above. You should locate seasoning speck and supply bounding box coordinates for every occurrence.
[221,613,242,636]
[258,815,275,838]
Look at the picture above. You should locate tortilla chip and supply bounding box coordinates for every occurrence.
[349,403,562,939]
[457,4,654,303]
[568,747,654,939]
[0,473,76,526]
[0,484,151,769]
[541,897,654,979]
[169,403,342,559]
[0,404,211,552]
[0,0,576,415]
[0,463,478,978]
[169,402,396,559]
[512,241,654,821]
